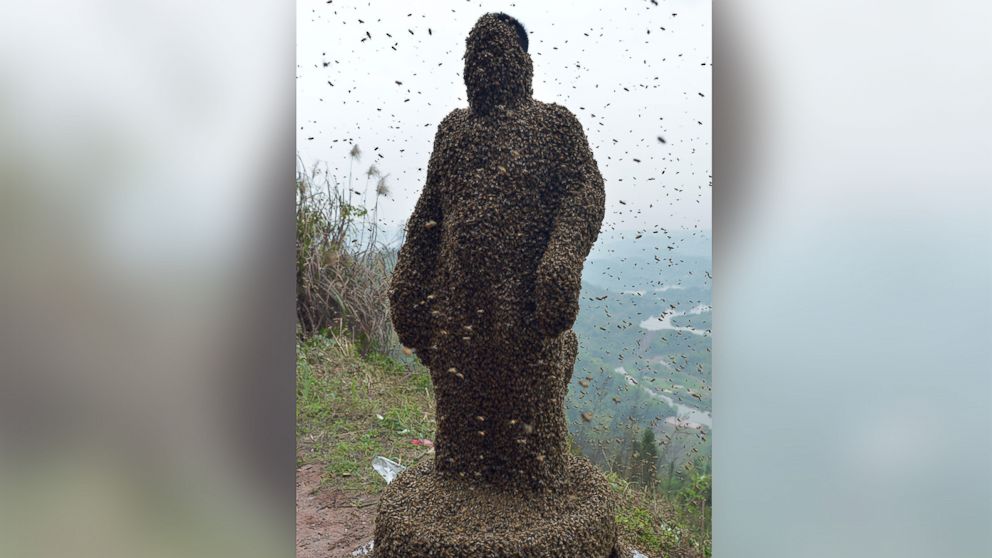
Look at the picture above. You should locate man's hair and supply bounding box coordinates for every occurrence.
[494,12,528,53]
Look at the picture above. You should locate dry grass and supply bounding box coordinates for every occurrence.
[296,150,399,354]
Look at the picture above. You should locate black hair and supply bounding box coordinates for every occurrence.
[494,12,528,53]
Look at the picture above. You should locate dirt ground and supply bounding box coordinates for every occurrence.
[296,464,377,558]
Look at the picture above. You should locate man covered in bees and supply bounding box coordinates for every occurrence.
[377,12,618,558]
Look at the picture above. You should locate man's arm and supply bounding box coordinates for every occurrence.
[388,121,449,364]
[535,106,606,337]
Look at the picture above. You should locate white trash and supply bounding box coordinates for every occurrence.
[372,456,406,484]
[352,540,374,555]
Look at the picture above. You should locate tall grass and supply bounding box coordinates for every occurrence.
[296,147,400,354]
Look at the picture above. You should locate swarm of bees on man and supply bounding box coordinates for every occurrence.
[373,12,624,558]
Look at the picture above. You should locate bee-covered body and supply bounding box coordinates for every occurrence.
[378,12,618,558]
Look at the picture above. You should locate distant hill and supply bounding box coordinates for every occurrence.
[566,229,711,484]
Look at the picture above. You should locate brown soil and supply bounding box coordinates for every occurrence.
[296,464,377,558]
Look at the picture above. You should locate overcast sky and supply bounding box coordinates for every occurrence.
[297,0,710,235]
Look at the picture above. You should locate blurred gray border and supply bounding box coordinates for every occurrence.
[712,2,991,557]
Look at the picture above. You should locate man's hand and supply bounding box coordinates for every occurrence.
[416,346,432,368]
[534,255,581,338]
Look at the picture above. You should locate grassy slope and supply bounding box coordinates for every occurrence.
[296,334,436,493]
[296,332,708,558]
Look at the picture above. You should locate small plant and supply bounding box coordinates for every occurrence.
[607,470,709,558]
[679,471,711,546]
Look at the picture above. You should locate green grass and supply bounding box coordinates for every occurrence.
[296,333,436,492]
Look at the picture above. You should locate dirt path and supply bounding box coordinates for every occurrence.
[296,464,377,558]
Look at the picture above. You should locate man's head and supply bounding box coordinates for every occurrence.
[493,12,528,53]
[463,13,533,114]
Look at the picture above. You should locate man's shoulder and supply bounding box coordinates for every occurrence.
[533,100,574,114]
[532,101,583,128]
[438,108,471,131]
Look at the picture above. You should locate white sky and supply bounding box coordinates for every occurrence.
[297,0,710,234]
